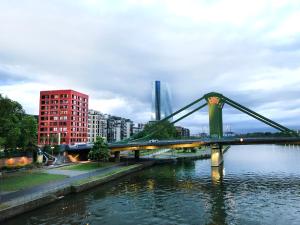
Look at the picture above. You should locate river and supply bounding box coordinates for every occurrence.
[6,145,300,225]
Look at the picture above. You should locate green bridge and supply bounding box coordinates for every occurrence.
[109,92,299,167]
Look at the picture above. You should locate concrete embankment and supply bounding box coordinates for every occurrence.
[0,162,154,222]
[71,161,154,193]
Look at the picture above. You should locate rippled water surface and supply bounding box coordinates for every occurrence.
[6,145,300,225]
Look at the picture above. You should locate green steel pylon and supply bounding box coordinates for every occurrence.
[204,92,225,139]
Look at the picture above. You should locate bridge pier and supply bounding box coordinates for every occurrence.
[134,150,140,160]
[211,145,223,167]
[114,151,120,162]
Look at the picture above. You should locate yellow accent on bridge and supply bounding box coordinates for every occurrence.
[110,142,206,152]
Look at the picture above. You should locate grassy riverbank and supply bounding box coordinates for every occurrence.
[0,172,68,192]
[72,164,140,186]
[60,162,116,171]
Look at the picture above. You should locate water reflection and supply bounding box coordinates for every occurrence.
[211,164,224,185]
[5,145,300,225]
[210,163,227,225]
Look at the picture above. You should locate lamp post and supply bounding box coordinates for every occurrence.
[58,133,61,145]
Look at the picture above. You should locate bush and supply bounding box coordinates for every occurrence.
[52,145,61,155]
[88,137,110,161]
[42,145,51,153]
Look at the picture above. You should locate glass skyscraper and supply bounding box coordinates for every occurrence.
[151,80,172,121]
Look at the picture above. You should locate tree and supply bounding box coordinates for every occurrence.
[0,137,5,147]
[19,115,37,149]
[0,94,37,151]
[88,136,110,161]
[135,120,177,140]
[43,144,51,153]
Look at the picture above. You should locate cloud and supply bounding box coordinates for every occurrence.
[1,0,300,133]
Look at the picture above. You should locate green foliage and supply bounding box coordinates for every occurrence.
[135,120,177,140]
[19,115,37,149]
[0,94,37,151]
[61,162,114,171]
[52,145,61,155]
[0,137,5,147]
[43,144,51,153]
[88,136,110,161]
[0,172,67,192]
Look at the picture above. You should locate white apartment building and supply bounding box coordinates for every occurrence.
[88,110,108,143]
[88,110,134,143]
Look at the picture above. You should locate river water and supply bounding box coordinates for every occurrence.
[6,145,300,225]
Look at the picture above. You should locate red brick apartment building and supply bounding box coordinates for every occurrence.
[38,90,89,145]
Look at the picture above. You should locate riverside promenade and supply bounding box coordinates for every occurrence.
[0,148,214,222]
[0,162,151,221]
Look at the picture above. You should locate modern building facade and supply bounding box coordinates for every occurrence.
[152,80,172,121]
[88,110,108,143]
[175,126,190,138]
[88,110,134,143]
[38,90,88,145]
[132,123,145,135]
[107,116,133,142]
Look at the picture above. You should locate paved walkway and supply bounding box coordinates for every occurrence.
[0,150,213,207]
[44,169,87,177]
[0,163,124,205]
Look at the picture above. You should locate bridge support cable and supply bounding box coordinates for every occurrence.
[171,103,207,125]
[160,96,205,122]
[131,103,207,142]
[225,100,286,132]
[224,96,291,132]
[223,97,297,135]
[127,96,206,142]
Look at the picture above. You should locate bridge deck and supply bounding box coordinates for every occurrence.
[108,137,300,152]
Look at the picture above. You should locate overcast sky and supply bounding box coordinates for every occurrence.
[1,0,300,134]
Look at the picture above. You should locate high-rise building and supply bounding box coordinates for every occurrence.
[152,80,172,121]
[38,90,88,145]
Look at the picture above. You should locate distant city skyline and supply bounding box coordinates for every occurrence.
[1,0,300,133]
